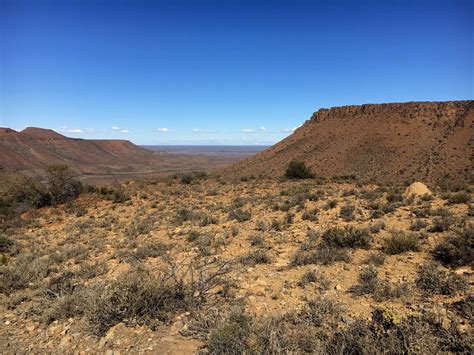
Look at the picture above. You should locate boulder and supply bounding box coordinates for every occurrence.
[404,182,431,198]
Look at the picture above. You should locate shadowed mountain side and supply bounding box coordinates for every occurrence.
[220,101,473,184]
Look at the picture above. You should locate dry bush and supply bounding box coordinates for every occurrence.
[322,226,372,249]
[291,245,351,266]
[410,218,428,231]
[339,204,356,221]
[383,231,420,255]
[302,207,318,221]
[416,262,468,295]
[325,308,472,354]
[429,215,454,233]
[87,258,233,336]
[298,269,331,289]
[363,251,386,266]
[446,191,471,205]
[433,226,473,267]
[240,249,272,266]
[350,266,411,301]
[228,208,252,222]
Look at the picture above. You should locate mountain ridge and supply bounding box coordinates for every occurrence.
[221,100,473,184]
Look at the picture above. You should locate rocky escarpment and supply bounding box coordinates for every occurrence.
[222,101,473,184]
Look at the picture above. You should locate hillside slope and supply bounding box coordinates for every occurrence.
[0,127,164,173]
[222,101,473,184]
[0,127,252,180]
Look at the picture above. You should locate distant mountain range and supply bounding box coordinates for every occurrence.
[222,101,473,184]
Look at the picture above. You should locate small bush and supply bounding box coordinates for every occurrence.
[322,226,372,249]
[410,218,428,231]
[0,235,14,253]
[87,259,232,336]
[298,269,331,289]
[433,227,473,267]
[228,208,251,222]
[350,266,411,300]
[363,251,386,266]
[369,221,385,234]
[284,160,313,180]
[249,235,264,247]
[447,191,471,205]
[240,250,272,266]
[302,208,318,222]
[324,199,338,210]
[339,204,356,221]
[291,245,351,266]
[429,215,454,233]
[416,262,468,295]
[383,231,420,255]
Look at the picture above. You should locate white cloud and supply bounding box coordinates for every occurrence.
[120,129,129,133]
[243,126,270,133]
[112,125,120,130]
[192,128,217,133]
[57,126,84,133]
[280,125,301,133]
[157,128,170,132]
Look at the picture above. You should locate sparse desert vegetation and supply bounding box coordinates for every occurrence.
[1,167,472,353]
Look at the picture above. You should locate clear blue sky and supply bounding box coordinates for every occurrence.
[1,0,472,145]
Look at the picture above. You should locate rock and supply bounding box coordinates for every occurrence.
[404,182,431,198]
[59,335,72,348]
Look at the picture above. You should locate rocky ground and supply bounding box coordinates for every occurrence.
[1,175,472,353]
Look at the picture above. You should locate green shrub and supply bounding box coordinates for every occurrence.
[284,160,313,180]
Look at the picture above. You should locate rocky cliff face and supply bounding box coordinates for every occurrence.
[222,101,473,184]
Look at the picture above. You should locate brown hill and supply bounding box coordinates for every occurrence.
[0,127,251,180]
[222,101,473,184]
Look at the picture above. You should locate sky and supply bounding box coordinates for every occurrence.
[0,0,472,145]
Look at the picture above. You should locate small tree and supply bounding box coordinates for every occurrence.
[285,160,313,180]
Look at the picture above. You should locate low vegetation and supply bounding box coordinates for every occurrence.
[1,174,472,352]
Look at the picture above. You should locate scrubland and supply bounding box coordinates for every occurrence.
[0,167,472,353]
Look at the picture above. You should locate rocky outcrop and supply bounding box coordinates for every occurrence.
[222,101,473,184]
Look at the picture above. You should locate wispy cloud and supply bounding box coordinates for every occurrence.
[120,129,129,133]
[280,125,301,133]
[112,125,120,131]
[243,126,270,133]
[156,128,170,132]
[57,126,84,133]
[192,128,217,133]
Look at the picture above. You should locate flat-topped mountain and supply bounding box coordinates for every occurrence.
[0,127,164,173]
[0,127,252,180]
[222,101,473,184]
